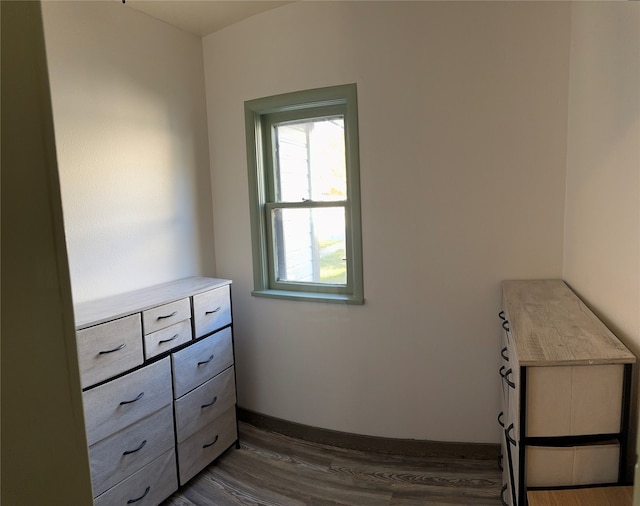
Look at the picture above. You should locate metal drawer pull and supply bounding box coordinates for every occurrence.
[127,486,150,504]
[500,484,508,506]
[158,334,179,345]
[123,439,147,456]
[502,320,510,332]
[99,343,126,355]
[505,423,516,446]
[498,311,506,321]
[205,307,222,315]
[197,354,214,366]
[501,347,509,361]
[498,411,504,428]
[157,311,177,320]
[120,392,144,405]
[201,396,218,409]
[499,366,515,389]
[202,435,219,449]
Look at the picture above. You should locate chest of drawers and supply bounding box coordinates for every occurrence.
[74,277,237,505]
[499,280,635,506]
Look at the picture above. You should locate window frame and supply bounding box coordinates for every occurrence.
[244,84,364,304]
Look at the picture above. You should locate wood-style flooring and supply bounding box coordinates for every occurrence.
[162,422,502,506]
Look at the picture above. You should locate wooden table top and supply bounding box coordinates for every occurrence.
[527,486,633,506]
[502,279,635,366]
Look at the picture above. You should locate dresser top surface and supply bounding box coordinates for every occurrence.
[502,279,635,366]
[74,277,232,329]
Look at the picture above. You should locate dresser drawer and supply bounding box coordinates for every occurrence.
[177,406,237,485]
[175,366,236,443]
[77,314,143,389]
[89,404,174,496]
[144,319,192,360]
[193,285,231,338]
[94,448,177,506]
[526,364,623,437]
[142,298,190,335]
[172,328,234,398]
[83,357,172,445]
[526,443,620,487]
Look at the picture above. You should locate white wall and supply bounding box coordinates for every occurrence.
[563,1,640,484]
[204,1,571,442]
[2,2,93,502]
[564,2,640,356]
[42,1,215,304]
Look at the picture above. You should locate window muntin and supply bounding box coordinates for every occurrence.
[245,84,363,304]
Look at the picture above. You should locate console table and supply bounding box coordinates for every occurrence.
[499,279,635,506]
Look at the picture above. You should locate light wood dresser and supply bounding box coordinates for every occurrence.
[499,279,635,506]
[74,277,237,505]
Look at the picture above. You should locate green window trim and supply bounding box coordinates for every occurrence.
[244,84,364,304]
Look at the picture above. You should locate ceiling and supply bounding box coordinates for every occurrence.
[125,0,294,37]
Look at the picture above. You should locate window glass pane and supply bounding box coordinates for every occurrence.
[274,116,346,202]
[271,207,346,285]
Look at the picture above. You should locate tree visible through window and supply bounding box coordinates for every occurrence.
[245,85,363,304]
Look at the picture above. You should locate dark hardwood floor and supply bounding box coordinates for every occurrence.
[162,422,503,505]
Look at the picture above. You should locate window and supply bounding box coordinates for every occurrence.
[245,84,363,304]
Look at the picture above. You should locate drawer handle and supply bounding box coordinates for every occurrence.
[205,306,222,315]
[498,311,505,321]
[157,311,177,320]
[500,484,508,506]
[127,486,150,504]
[197,354,214,366]
[502,320,510,332]
[505,423,516,446]
[158,333,179,345]
[499,366,515,389]
[98,343,126,355]
[202,434,219,449]
[201,396,218,409]
[120,392,144,405]
[123,439,147,456]
[501,347,509,361]
[498,411,504,428]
